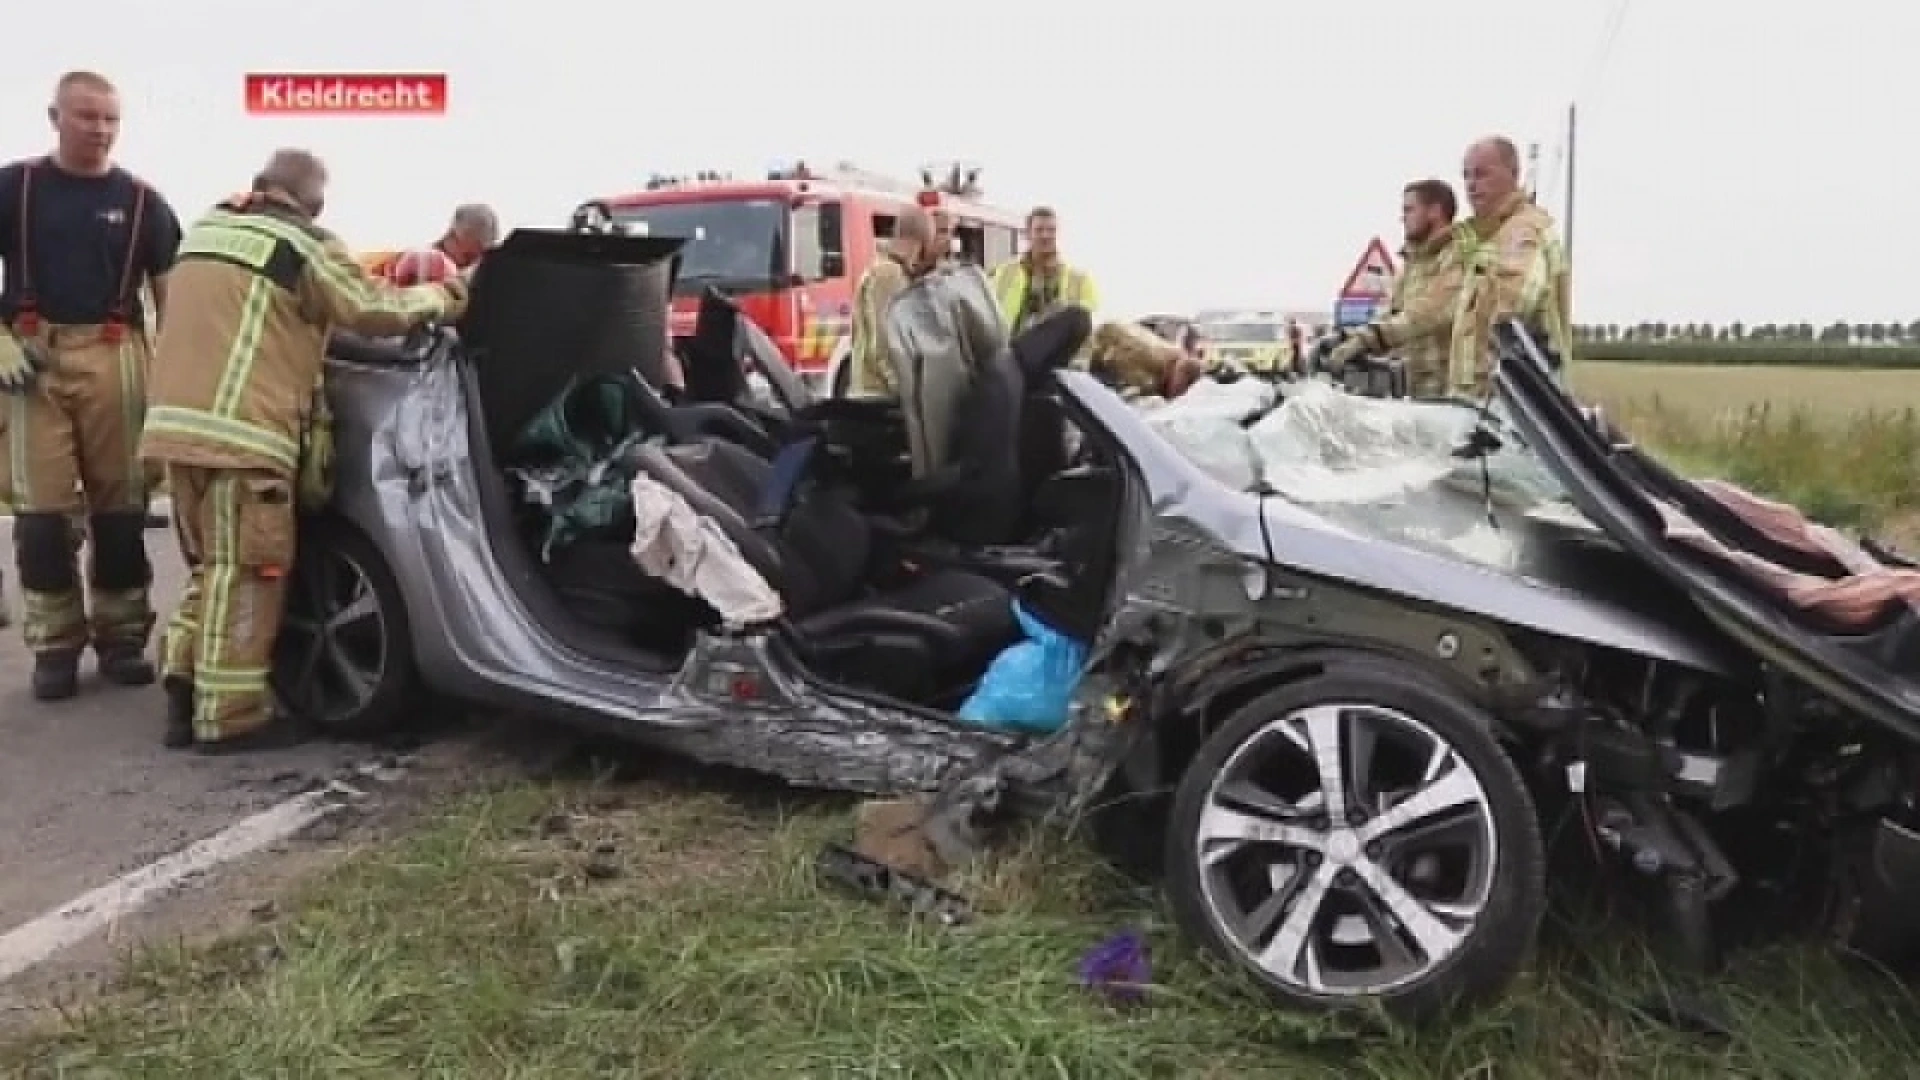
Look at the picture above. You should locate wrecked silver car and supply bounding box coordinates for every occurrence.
[273,229,1920,1022]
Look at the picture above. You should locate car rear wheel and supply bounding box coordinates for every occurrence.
[1164,664,1544,1022]
[272,517,420,739]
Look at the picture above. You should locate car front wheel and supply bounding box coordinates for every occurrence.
[1164,663,1544,1022]
[272,517,420,739]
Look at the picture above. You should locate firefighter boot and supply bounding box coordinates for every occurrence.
[96,643,155,686]
[32,648,81,701]
[88,510,156,687]
[15,512,85,701]
[162,676,194,749]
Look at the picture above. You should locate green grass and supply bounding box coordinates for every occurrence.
[6,769,1919,1079]
[10,364,1920,1076]
[1571,361,1920,530]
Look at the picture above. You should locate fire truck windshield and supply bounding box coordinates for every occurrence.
[611,198,785,293]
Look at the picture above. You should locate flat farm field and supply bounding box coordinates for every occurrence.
[1571,361,1920,422]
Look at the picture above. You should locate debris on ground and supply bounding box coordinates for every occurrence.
[852,797,948,881]
[1079,929,1152,1006]
[815,843,974,926]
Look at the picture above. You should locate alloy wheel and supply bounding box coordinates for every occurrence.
[1193,701,1498,997]
[273,544,391,726]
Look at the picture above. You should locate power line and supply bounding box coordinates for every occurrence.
[1530,2,1627,214]
[1578,0,1632,104]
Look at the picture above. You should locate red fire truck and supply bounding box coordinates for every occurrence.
[574,162,1027,391]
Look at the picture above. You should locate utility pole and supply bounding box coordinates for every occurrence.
[1564,103,1578,262]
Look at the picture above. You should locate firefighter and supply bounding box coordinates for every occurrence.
[988,207,1098,336]
[932,208,957,268]
[1448,136,1573,395]
[1325,179,1466,397]
[0,71,184,700]
[845,205,937,397]
[141,150,467,753]
[360,203,499,280]
[1088,320,1204,399]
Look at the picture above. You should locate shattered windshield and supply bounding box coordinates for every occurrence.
[612,199,785,294]
[1138,378,1585,571]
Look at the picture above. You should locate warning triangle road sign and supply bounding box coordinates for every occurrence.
[1339,236,1398,300]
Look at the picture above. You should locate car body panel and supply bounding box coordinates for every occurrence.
[1491,321,1920,742]
[326,347,1030,794]
[311,238,1729,814]
[1059,371,1740,676]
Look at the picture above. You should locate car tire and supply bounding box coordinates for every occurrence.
[272,516,421,739]
[1163,662,1544,1023]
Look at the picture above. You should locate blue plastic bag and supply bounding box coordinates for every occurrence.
[956,601,1089,734]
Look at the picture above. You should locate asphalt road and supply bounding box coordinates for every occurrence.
[0,508,370,930]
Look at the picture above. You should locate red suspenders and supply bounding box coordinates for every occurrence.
[11,157,150,342]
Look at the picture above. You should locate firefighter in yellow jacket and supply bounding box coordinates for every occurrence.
[988,206,1098,338]
[1326,179,1467,397]
[141,150,467,753]
[1448,136,1573,395]
[844,206,937,397]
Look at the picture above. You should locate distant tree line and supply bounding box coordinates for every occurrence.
[1573,321,1920,346]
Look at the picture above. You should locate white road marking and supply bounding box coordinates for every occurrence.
[0,779,360,983]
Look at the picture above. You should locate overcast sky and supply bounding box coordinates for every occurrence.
[4,0,1906,326]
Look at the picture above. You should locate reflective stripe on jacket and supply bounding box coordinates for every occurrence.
[988,258,1097,334]
[141,198,462,474]
[358,249,400,279]
[847,254,912,396]
[1448,194,1572,393]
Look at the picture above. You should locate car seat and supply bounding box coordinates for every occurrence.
[628,438,1020,705]
[620,368,779,457]
[798,308,1090,533]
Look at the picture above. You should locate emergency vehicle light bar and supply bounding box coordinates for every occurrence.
[919,161,983,198]
[764,160,986,202]
[645,170,732,190]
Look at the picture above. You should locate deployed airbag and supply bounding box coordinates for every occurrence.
[1141,377,1573,570]
[628,471,783,630]
[1141,377,1276,490]
[1247,381,1562,508]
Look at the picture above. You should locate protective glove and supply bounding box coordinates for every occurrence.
[1323,332,1365,373]
[1325,326,1385,373]
[437,275,471,322]
[0,329,50,393]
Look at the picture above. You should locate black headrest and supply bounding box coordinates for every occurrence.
[682,287,749,404]
[1011,306,1093,380]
